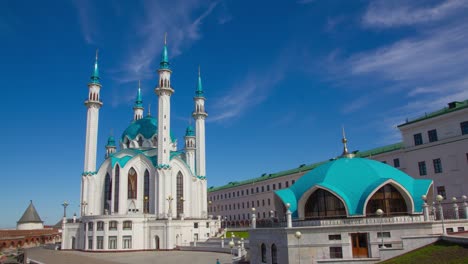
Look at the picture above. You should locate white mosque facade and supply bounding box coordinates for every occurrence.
[61,41,219,251]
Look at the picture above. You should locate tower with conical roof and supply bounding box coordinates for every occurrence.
[184,125,196,173]
[105,135,116,158]
[155,34,174,167]
[133,81,144,121]
[17,200,44,230]
[193,66,208,178]
[82,50,103,217]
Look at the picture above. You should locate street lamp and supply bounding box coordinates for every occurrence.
[229,240,235,259]
[81,201,87,216]
[376,209,385,249]
[144,196,149,214]
[294,231,302,264]
[61,201,69,218]
[436,194,445,234]
[166,195,174,218]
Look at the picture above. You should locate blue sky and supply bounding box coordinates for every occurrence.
[1,0,468,228]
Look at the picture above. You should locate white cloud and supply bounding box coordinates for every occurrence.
[363,0,468,28]
[72,0,97,44]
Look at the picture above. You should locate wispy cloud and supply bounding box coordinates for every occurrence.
[209,53,291,123]
[363,0,468,28]
[72,0,97,44]
[342,95,372,114]
[111,0,220,86]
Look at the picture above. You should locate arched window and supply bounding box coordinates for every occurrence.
[261,243,267,263]
[176,172,184,217]
[144,170,150,213]
[114,165,120,213]
[366,184,408,216]
[124,138,130,149]
[271,244,278,264]
[128,168,137,199]
[152,136,157,146]
[137,136,143,147]
[304,189,346,219]
[104,173,112,213]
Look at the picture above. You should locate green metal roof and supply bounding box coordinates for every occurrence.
[208,161,327,192]
[354,142,403,158]
[121,115,176,143]
[398,100,468,127]
[275,157,432,217]
[207,142,407,193]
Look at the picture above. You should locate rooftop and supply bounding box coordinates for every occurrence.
[208,142,405,193]
[398,100,468,127]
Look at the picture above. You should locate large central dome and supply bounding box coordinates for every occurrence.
[121,115,158,141]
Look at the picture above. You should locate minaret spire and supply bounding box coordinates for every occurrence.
[196,65,203,97]
[133,81,144,121]
[155,34,174,167]
[341,126,354,158]
[83,51,103,216]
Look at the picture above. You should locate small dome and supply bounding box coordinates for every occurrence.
[106,136,116,147]
[185,125,195,136]
[275,157,432,217]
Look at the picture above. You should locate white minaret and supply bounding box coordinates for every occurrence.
[184,125,196,173]
[133,81,144,121]
[82,50,102,216]
[193,67,208,177]
[155,35,174,166]
[83,50,102,173]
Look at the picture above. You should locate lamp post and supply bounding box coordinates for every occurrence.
[229,240,235,260]
[376,209,385,249]
[452,197,459,219]
[294,231,302,264]
[144,196,149,214]
[61,201,69,218]
[462,195,468,219]
[251,207,257,229]
[436,195,445,234]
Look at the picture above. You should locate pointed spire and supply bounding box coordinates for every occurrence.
[341,126,354,158]
[134,80,143,108]
[90,49,100,84]
[195,65,204,97]
[160,33,170,69]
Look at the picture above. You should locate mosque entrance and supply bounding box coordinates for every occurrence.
[351,233,369,258]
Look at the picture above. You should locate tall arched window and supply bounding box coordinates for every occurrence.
[366,184,408,216]
[137,136,143,147]
[104,173,112,213]
[261,243,267,263]
[176,172,184,217]
[144,170,150,213]
[128,168,137,199]
[271,244,278,264]
[304,189,346,219]
[114,165,120,213]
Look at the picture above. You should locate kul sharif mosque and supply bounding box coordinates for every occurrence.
[61,37,219,251]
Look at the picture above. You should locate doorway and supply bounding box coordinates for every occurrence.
[155,236,160,250]
[351,233,369,258]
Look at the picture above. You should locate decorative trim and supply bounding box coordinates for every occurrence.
[81,171,98,176]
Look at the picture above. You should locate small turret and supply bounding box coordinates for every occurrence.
[185,125,196,174]
[105,135,117,158]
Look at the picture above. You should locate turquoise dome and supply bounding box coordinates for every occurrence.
[185,125,195,136]
[121,116,176,143]
[275,157,432,217]
[121,116,157,141]
[106,136,116,147]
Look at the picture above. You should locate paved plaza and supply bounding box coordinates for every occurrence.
[26,247,232,264]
